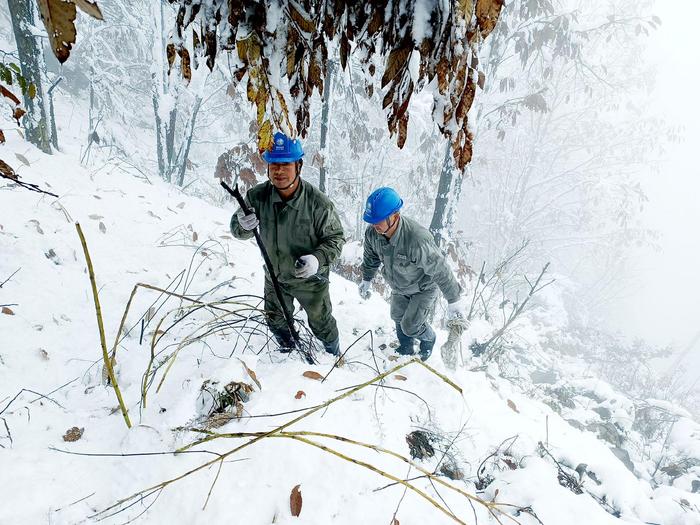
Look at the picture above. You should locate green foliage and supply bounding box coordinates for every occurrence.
[0,61,37,99]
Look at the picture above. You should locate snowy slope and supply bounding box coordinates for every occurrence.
[1,134,699,525]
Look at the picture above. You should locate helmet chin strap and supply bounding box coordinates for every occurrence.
[379,215,398,237]
[279,173,300,191]
[268,163,301,191]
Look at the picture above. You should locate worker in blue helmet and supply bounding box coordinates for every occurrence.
[231,131,345,356]
[359,187,464,361]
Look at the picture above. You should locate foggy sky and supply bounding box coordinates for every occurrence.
[607,0,700,380]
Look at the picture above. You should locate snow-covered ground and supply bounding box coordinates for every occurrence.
[1,132,699,524]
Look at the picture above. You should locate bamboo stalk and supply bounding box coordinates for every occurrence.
[155,307,240,393]
[283,434,465,524]
[185,428,497,511]
[75,223,131,429]
[95,359,468,519]
[110,284,138,361]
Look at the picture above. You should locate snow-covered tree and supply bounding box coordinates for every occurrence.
[167,0,505,171]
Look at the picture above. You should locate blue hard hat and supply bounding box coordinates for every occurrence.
[262,131,304,163]
[363,187,404,224]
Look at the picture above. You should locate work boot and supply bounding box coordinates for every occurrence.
[323,337,340,356]
[417,325,436,362]
[271,328,295,354]
[395,323,415,356]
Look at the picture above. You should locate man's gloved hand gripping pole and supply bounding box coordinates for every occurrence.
[220,180,310,361]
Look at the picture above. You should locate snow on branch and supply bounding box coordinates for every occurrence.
[166,0,504,170]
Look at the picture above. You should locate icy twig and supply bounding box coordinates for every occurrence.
[0,267,20,288]
[0,169,59,198]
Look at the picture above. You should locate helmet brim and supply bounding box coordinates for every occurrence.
[363,201,403,224]
[262,151,304,163]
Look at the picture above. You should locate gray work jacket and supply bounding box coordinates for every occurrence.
[362,216,461,303]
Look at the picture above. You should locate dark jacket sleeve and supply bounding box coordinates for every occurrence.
[361,227,381,282]
[416,240,462,303]
[230,192,256,241]
[311,201,345,267]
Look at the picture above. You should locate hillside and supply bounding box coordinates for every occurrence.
[1,134,699,525]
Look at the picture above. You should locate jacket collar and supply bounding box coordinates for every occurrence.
[270,178,305,210]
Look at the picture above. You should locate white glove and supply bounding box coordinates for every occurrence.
[358,280,372,299]
[446,298,465,321]
[237,206,259,231]
[294,254,320,278]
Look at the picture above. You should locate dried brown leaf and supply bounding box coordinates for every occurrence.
[258,119,273,152]
[302,371,323,381]
[13,107,26,123]
[436,57,449,94]
[290,484,302,517]
[339,34,350,70]
[1,306,15,315]
[0,160,18,180]
[0,129,5,144]
[457,0,474,22]
[397,114,409,149]
[255,87,267,125]
[179,48,192,82]
[166,43,176,74]
[507,399,519,413]
[393,374,407,381]
[294,390,305,399]
[37,0,78,63]
[0,85,20,106]
[62,426,83,442]
[475,0,504,38]
[381,47,411,88]
[289,5,315,33]
[74,0,103,20]
[238,358,262,390]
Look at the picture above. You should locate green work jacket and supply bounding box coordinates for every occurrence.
[231,180,345,283]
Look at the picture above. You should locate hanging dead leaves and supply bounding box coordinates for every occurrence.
[36,0,103,64]
[0,63,37,138]
[167,0,504,170]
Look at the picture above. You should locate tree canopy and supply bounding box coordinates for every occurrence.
[167,0,504,170]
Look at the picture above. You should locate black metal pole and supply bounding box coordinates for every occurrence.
[220,181,304,351]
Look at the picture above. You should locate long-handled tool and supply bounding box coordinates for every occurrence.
[220,181,312,363]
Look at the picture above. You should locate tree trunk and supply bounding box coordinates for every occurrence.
[165,107,178,182]
[46,77,61,149]
[319,60,334,193]
[7,0,52,154]
[152,74,165,178]
[429,142,455,245]
[176,96,202,187]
